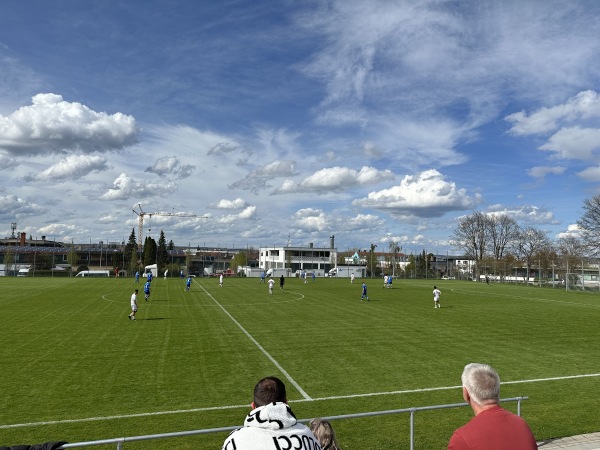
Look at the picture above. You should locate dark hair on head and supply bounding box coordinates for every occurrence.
[253,376,286,407]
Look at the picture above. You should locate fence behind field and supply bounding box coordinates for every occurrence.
[60,396,528,450]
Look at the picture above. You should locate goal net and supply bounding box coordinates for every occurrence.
[565,273,600,291]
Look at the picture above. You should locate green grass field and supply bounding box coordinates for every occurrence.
[1,276,599,449]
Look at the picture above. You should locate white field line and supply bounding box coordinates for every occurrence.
[2,372,599,430]
[448,288,600,308]
[197,282,313,401]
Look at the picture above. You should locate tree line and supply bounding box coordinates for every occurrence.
[451,194,600,280]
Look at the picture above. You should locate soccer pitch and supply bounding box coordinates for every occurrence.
[1,276,599,449]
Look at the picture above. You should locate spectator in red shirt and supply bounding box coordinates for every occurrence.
[448,363,537,450]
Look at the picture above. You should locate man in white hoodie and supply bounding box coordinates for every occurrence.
[222,376,322,450]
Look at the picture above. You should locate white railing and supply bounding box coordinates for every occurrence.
[60,397,528,450]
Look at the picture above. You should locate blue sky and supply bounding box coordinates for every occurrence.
[1,0,600,254]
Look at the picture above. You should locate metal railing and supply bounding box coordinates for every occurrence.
[60,396,528,450]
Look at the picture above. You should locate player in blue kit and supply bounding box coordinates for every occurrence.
[186,276,192,291]
[361,282,369,301]
[147,271,153,283]
[144,281,151,301]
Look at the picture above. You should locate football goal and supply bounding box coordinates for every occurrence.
[565,273,600,291]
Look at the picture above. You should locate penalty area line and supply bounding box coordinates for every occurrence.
[3,372,599,430]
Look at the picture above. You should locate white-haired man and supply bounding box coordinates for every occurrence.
[448,363,537,450]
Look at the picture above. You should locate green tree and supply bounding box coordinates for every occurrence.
[405,254,416,278]
[3,247,15,276]
[368,244,378,277]
[142,236,157,267]
[157,230,169,271]
[231,250,248,272]
[129,247,139,276]
[67,245,78,275]
[124,228,137,268]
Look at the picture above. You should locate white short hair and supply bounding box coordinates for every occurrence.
[461,363,500,405]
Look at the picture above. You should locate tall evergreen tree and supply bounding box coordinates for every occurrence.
[157,230,169,271]
[143,236,157,267]
[124,228,137,268]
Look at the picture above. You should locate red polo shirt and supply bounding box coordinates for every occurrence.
[448,405,537,450]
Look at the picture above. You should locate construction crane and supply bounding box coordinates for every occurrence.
[132,204,207,251]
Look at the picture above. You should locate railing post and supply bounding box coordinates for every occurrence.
[517,397,522,416]
[410,408,415,450]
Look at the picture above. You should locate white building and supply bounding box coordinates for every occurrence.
[259,243,337,275]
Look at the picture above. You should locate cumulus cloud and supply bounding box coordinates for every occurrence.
[485,204,557,225]
[0,93,139,155]
[506,90,600,136]
[353,169,478,218]
[527,166,566,179]
[556,223,582,240]
[24,154,109,182]
[99,173,177,200]
[217,206,257,224]
[98,214,120,224]
[145,156,195,179]
[37,223,80,236]
[0,194,46,219]
[210,198,248,209]
[343,213,384,232]
[292,208,330,232]
[274,166,394,194]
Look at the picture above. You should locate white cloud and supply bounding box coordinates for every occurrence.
[527,166,566,179]
[293,208,330,232]
[353,169,478,218]
[506,90,600,136]
[145,156,195,179]
[98,214,120,224]
[252,160,298,178]
[556,223,582,240]
[99,173,177,201]
[38,223,80,236]
[576,166,600,182]
[344,213,384,232]
[217,206,257,224]
[274,166,394,194]
[539,127,600,160]
[24,154,109,182]
[210,198,248,209]
[229,160,298,193]
[0,93,139,155]
[485,204,557,225]
[0,194,46,219]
